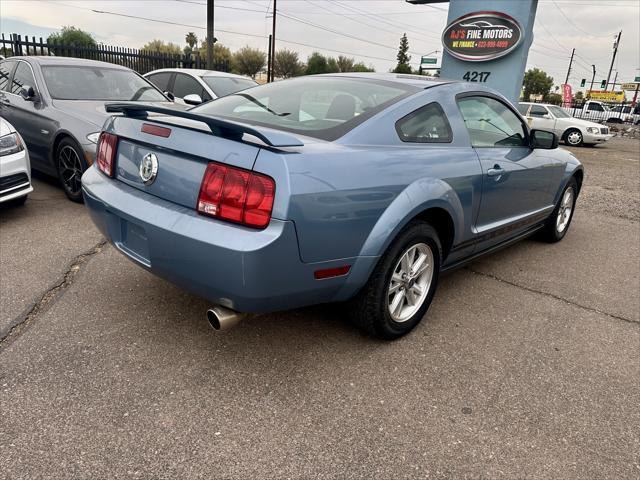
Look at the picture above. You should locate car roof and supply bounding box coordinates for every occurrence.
[519,102,555,107]
[10,56,131,70]
[145,68,254,80]
[316,72,450,89]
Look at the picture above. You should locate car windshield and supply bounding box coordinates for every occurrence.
[202,76,257,97]
[42,65,167,101]
[547,105,571,118]
[192,76,418,140]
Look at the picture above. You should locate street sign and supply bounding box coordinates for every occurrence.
[635,76,640,82]
[421,56,438,65]
[621,82,640,91]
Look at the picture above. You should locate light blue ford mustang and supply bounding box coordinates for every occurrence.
[82,73,583,339]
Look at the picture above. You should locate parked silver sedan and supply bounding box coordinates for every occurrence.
[0,117,32,206]
[144,68,257,106]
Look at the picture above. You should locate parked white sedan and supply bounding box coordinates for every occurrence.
[144,69,257,106]
[0,117,32,205]
[518,102,613,147]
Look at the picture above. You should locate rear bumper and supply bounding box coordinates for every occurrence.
[82,166,369,312]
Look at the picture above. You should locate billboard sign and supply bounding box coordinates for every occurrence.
[442,11,523,62]
[621,82,639,91]
[587,90,625,102]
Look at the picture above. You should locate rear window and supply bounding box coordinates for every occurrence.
[192,76,418,141]
[202,76,257,97]
[42,65,167,101]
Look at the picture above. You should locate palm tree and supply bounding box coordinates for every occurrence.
[185,32,198,50]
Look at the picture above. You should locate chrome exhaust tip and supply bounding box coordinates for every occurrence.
[206,306,244,331]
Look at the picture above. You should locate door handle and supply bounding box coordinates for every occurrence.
[487,165,505,177]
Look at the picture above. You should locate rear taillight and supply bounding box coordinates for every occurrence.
[96,132,118,177]
[197,163,275,229]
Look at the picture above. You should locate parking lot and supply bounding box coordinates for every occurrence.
[1,137,638,478]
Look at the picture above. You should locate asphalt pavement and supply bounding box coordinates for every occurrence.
[1,138,638,479]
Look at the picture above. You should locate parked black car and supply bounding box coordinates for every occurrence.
[0,56,183,201]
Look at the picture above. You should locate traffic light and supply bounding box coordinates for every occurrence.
[600,80,606,89]
[580,79,586,87]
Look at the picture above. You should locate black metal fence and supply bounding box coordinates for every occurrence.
[0,33,229,74]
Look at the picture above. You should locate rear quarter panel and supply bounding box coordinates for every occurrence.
[254,86,484,265]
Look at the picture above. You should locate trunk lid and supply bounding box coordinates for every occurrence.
[109,115,262,209]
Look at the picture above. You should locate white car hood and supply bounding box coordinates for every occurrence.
[558,117,603,129]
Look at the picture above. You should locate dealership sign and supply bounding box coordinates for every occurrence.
[442,11,522,62]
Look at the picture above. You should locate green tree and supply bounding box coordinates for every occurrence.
[522,68,554,101]
[185,32,198,50]
[336,55,355,73]
[574,91,584,100]
[393,33,411,74]
[47,26,96,47]
[326,57,340,73]
[306,52,328,75]
[233,46,266,78]
[351,62,375,72]
[184,32,198,55]
[141,39,182,55]
[274,49,303,78]
[198,42,233,69]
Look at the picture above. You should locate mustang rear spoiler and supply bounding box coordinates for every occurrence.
[105,103,304,148]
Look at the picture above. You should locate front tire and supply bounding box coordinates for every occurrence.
[348,221,441,339]
[539,178,578,243]
[55,137,87,203]
[564,129,584,147]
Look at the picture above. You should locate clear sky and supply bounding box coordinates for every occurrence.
[1,0,638,91]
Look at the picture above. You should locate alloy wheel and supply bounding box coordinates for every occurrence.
[59,145,83,197]
[556,187,574,233]
[387,242,434,323]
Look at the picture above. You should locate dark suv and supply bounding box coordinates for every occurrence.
[0,56,181,201]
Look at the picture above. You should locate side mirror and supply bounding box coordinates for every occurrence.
[183,93,203,106]
[530,129,558,149]
[163,91,175,101]
[19,85,36,101]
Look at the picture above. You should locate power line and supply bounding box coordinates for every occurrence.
[550,0,621,38]
[51,1,393,63]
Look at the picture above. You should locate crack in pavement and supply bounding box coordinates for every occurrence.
[0,239,108,350]
[465,267,639,326]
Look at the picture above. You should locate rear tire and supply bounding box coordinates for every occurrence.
[55,137,87,203]
[348,221,441,340]
[538,178,578,243]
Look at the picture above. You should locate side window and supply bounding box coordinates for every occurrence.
[173,73,202,99]
[201,90,212,102]
[146,72,172,92]
[0,60,16,92]
[10,62,36,95]
[457,96,528,148]
[396,102,452,143]
[529,105,548,117]
[516,103,530,116]
[588,103,604,112]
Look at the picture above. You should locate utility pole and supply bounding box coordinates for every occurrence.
[270,0,277,82]
[206,0,214,69]
[564,48,575,87]
[606,30,621,91]
[267,34,272,83]
[612,71,619,91]
[588,64,596,96]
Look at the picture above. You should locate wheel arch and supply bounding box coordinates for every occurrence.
[50,130,80,166]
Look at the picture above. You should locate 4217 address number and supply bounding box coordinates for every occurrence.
[462,71,491,82]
